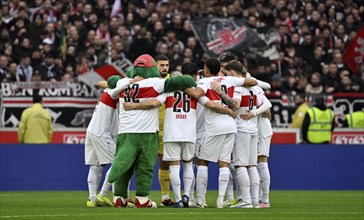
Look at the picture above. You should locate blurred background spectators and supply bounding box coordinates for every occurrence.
[0,0,363,96]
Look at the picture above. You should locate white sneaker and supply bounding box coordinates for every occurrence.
[196,202,208,208]
[188,198,199,208]
[259,202,270,208]
[230,200,253,208]
[216,200,223,208]
[253,203,261,208]
[222,199,237,208]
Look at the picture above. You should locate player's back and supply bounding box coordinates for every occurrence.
[87,88,119,136]
[235,86,259,134]
[197,76,243,136]
[162,91,197,143]
[119,77,165,133]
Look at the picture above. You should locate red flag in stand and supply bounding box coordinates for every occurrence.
[343,25,364,74]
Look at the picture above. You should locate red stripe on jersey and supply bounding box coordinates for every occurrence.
[165,96,197,109]
[100,91,118,109]
[205,89,220,100]
[119,86,159,99]
[227,86,234,97]
[134,87,159,98]
[240,95,257,107]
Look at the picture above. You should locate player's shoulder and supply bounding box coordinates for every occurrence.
[252,85,264,94]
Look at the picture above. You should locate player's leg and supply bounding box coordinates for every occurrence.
[181,142,195,207]
[163,142,182,207]
[257,135,272,208]
[134,133,158,207]
[93,133,115,206]
[196,135,214,207]
[248,134,260,208]
[223,164,237,207]
[216,133,235,208]
[85,132,102,207]
[158,137,173,206]
[196,159,208,207]
[87,165,103,206]
[231,132,253,208]
[189,134,203,206]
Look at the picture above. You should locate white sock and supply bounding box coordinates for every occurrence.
[225,166,235,201]
[257,162,271,203]
[235,167,251,203]
[88,165,103,201]
[217,167,230,203]
[196,166,208,205]
[182,162,194,197]
[169,165,181,202]
[248,166,260,204]
[136,196,149,204]
[100,167,112,197]
[189,170,196,201]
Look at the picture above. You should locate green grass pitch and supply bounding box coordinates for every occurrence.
[0,191,363,220]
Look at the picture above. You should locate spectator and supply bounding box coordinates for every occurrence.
[290,93,309,129]
[305,72,323,94]
[0,0,362,88]
[324,63,339,93]
[18,94,52,144]
[38,53,61,81]
[0,54,9,82]
[16,55,33,81]
[335,72,357,93]
[301,96,335,144]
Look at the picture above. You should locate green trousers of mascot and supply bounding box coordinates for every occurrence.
[108,133,158,198]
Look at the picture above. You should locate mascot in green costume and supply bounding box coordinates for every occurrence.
[107,54,195,208]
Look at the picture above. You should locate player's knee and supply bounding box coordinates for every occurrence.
[159,160,169,170]
[258,155,268,163]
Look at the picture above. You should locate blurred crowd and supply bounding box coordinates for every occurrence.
[0,0,363,95]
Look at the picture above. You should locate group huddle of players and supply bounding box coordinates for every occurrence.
[84,52,273,209]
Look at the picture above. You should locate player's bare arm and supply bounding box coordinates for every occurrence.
[204,101,238,119]
[261,109,272,119]
[184,87,204,99]
[210,81,239,110]
[97,80,108,89]
[123,99,161,111]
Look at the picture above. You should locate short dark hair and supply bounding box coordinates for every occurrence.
[224,60,247,75]
[205,58,220,75]
[33,94,43,103]
[181,62,199,77]
[154,54,169,62]
[218,52,236,63]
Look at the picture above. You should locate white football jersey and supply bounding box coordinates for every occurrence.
[87,88,119,136]
[158,91,197,143]
[255,87,273,137]
[196,103,205,134]
[197,76,244,136]
[118,78,166,133]
[235,85,270,134]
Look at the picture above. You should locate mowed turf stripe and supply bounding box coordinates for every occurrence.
[1,211,362,218]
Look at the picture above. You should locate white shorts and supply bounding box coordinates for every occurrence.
[85,132,116,165]
[163,142,195,161]
[258,135,272,157]
[197,133,235,163]
[195,131,205,156]
[233,132,258,166]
